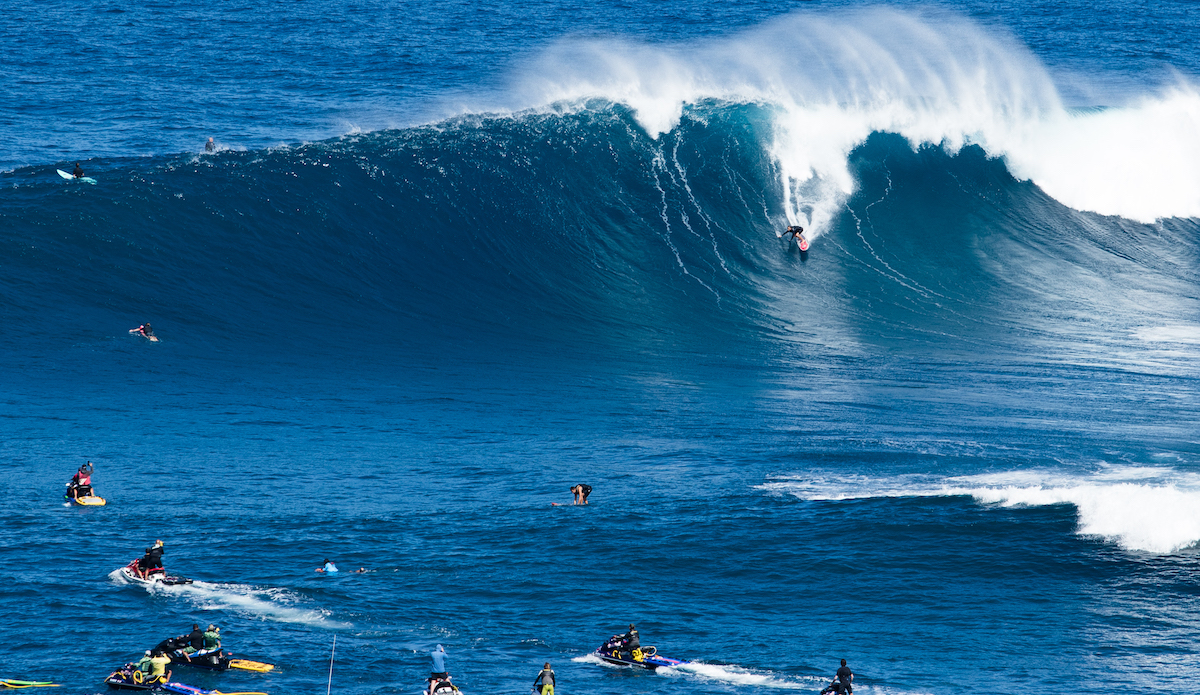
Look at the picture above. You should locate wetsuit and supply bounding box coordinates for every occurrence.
[532,667,555,695]
[578,484,592,503]
[140,545,164,572]
[623,629,640,657]
[72,165,84,178]
[835,665,853,694]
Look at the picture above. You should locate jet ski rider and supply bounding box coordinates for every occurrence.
[68,461,94,499]
[137,540,165,578]
[427,644,449,694]
[532,662,555,695]
[622,623,640,660]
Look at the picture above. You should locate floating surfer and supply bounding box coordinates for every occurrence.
[783,225,809,252]
[130,323,159,342]
[205,138,215,153]
[316,559,339,573]
[72,162,85,178]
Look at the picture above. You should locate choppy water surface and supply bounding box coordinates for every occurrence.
[2,1,1199,695]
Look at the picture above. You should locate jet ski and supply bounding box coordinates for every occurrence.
[65,480,106,505]
[152,637,274,673]
[427,677,460,695]
[104,667,161,691]
[594,635,689,670]
[119,559,192,586]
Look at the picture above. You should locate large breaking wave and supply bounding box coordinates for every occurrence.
[2,10,1198,364]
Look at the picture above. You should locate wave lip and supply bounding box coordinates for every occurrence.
[763,466,1200,554]
[508,8,1200,224]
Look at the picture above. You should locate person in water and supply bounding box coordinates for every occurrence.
[570,484,592,505]
[68,461,94,499]
[532,662,555,695]
[205,138,215,152]
[133,323,155,339]
[317,559,339,573]
[784,225,805,241]
[138,540,165,578]
[72,162,84,178]
[821,659,853,694]
[427,644,449,693]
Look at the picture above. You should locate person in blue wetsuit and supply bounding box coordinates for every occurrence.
[317,559,339,573]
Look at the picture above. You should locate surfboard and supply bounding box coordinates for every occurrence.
[797,237,809,252]
[129,329,160,342]
[57,169,96,184]
[227,659,274,673]
[66,495,107,506]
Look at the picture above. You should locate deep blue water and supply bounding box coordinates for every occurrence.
[3,2,1200,695]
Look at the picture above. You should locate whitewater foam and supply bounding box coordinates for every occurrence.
[761,465,1200,554]
[508,8,1200,225]
[109,570,345,627]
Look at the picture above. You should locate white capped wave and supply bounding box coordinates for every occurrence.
[761,465,1200,554]
[1135,324,1200,344]
[110,570,345,627]
[508,8,1200,225]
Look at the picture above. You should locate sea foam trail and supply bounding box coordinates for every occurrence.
[761,466,1200,554]
[109,570,345,627]
[505,8,1200,224]
[571,654,809,690]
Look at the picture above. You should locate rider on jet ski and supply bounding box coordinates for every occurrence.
[137,540,165,579]
[624,624,640,657]
[67,462,94,499]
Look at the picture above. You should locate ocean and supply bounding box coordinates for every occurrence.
[2,1,1199,694]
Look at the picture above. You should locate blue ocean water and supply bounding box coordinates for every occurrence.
[3,1,1200,694]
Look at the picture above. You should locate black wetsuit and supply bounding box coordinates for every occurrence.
[140,546,164,571]
[579,484,592,502]
[623,629,640,656]
[836,665,853,693]
[72,165,84,178]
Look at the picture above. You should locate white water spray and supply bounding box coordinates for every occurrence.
[507,8,1200,225]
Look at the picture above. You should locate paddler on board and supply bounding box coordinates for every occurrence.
[72,162,85,179]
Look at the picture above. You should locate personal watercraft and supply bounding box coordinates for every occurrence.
[152,637,273,673]
[594,635,689,670]
[427,677,460,695]
[105,667,165,691]
[65,480,106,505]
[118,559,192,586]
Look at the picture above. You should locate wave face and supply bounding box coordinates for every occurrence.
[3,100,1199,369]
